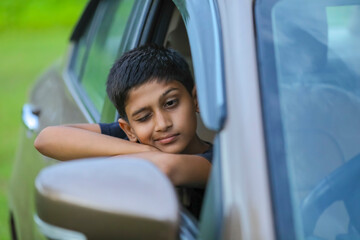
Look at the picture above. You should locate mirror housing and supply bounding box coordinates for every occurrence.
[35,157,180,240]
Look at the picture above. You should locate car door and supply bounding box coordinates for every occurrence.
[255,0,360,239]
[8,1,149,239]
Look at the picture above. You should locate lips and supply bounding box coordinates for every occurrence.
[155,134,179,145]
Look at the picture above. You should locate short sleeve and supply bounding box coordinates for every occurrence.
[99,122,127,139]
[197,143,213,163]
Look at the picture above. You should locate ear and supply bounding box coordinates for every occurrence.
[118,118,138,142]
[192,86,200,113]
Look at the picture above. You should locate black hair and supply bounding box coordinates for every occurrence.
[106,44,194,121]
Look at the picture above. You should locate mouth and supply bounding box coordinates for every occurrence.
[155,134,179,145]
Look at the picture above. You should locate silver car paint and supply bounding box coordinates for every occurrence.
[218,0,275,239]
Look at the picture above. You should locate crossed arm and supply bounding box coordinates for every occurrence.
[34,124,211,187]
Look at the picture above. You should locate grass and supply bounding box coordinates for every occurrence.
[0,0,86,30]
[0,28,76,240]
[0,2,86,238]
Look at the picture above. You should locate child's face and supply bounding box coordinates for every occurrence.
[118,80,199,154]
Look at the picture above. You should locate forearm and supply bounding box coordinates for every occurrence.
[169,154,211,188]
[126,152,211,188]
[34,125,153,161]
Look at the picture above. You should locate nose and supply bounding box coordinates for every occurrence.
[154,111,172,132]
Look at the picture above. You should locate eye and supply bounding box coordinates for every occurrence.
[136,114,151,122]
[164,99,178,109]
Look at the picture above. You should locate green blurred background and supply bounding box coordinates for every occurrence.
[0,0,87,238]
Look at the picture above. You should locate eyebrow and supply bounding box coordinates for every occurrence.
[161,87,179,98]
[131,107,148,118]
[131,87,179,118]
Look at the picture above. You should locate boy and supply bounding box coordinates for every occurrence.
[34,45,212,215]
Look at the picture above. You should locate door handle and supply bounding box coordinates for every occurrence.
[22,104,40,132]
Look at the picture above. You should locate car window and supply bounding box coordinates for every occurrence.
[172,0,226,132]
[72,24,89,81]
[169,1,225,238]
[71,0,135,115]
[256,0,360,239]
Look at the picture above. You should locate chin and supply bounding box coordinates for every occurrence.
[158,144,185,154]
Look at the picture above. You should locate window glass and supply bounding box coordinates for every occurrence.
[257,0,360,239]
[72,20,92,81]
[74,0,135,113]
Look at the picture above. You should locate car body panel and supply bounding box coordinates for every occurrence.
[9,61,90,239]
[217,0,275,239]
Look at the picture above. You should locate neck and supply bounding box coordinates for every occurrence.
[182,134,210,154]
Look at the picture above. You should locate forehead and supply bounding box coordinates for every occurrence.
[125,80,188,113]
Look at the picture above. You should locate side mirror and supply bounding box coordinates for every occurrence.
[35,157,180,240]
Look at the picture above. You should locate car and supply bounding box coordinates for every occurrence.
[8,0,360,239]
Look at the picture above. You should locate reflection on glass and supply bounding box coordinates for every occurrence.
[81,0,135,113]
[260,0,360,239]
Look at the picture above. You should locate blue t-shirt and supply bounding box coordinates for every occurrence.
[99,122,213,218]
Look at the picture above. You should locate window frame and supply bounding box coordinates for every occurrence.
[254,0,301,238]
[173,0,227,132]
[69,0,109,122]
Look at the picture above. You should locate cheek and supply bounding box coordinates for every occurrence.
[176,105,197,134]
[133,123,154,143]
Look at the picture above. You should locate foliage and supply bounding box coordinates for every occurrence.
[0,1,87,239]
[0,0,87,30]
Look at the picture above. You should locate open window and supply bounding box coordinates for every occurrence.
[140,2,226,239]
[65,0,225,238]
[137,4,217,225]
[162,8,216,144]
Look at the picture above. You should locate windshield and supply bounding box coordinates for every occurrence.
[255,0,360,239]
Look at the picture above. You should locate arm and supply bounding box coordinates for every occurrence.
[125,151,211,188]
[34,124,156,161]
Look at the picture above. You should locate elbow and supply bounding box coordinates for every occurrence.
[34,132,43,152]
[34,127,52,154]
[34,137,44,154]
